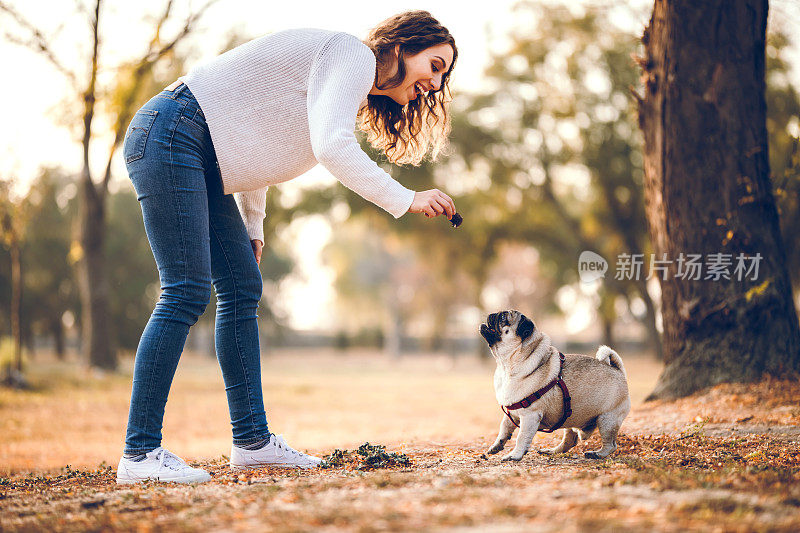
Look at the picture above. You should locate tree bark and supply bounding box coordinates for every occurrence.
[638,0,800,399]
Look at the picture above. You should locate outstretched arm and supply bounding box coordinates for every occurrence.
[307,34,461,220]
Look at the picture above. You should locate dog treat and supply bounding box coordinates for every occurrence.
[450,212,463,228]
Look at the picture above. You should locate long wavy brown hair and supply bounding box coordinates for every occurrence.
[360,11,458,166]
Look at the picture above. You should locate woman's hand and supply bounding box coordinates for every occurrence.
[250,239,263,264]
[408,189,456,219]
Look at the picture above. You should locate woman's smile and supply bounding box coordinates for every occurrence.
[371,42,454,105]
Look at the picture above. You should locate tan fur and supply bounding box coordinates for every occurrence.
[483,310,630,462]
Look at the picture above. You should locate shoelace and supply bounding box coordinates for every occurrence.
[155,448,189,471]
[272,435,308,460]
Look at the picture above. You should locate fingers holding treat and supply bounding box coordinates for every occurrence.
[437,190,456,219]
[410,189,455,219]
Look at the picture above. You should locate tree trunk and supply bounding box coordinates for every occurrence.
[385,306,404,359]
[10,236,22,373]
[638,0,800,399]
[638,281,664,360]
[78,175,116,370]
[75,0,115,371]
[52,317,65,359]
[600,317,614,348]
[598,290,616,348]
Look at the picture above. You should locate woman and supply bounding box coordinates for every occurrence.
[117,10,458,484]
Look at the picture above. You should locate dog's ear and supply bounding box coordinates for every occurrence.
[516,316,535,340]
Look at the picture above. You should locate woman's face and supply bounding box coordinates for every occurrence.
[375,43,455,105]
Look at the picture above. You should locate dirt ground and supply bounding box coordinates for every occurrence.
[1,350,799,532]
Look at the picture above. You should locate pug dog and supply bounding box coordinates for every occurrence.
[480,310,630,462]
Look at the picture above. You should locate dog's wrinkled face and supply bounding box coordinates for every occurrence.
[480,310,536,352]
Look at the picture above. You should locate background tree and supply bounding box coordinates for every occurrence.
[765,30,800,298]
[19,169,79,359]
[0,0,217,370]
[0,177,31,385]
[637,0,800,399]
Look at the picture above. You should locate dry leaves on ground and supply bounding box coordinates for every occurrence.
[2,377,799,532]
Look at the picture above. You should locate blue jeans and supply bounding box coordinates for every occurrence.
[122,83,270,454]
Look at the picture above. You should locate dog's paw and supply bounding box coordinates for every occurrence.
[486,443,504,455]
[537,449,554,455]
[500,453,523,462]
[584,451,602,460]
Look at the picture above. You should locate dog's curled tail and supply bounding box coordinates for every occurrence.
[596,345,626,378]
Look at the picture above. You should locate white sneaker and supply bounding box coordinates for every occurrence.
[230,434,322,470]
[116,447,211,484]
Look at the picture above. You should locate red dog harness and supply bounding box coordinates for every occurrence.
[501,352,572,433]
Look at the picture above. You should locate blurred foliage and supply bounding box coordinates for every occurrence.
[766,31,800,289]
[0,186,16,332]
[19,169,78,355]
[0,335,28,369]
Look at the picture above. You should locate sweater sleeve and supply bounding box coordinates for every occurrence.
[307,34,415,218]
[234,186,268,243]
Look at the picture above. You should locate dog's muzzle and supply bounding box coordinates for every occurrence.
[480,311,535,345]
[480,323,501,345]
[480,312,508,346]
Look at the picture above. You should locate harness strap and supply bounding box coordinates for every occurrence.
[501,352,572,433]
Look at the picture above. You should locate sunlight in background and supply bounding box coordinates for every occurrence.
[277,213,335,330]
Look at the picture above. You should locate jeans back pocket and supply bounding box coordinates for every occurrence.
[124,109,158,163]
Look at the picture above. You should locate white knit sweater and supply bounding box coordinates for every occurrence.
[179,28,416,243]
